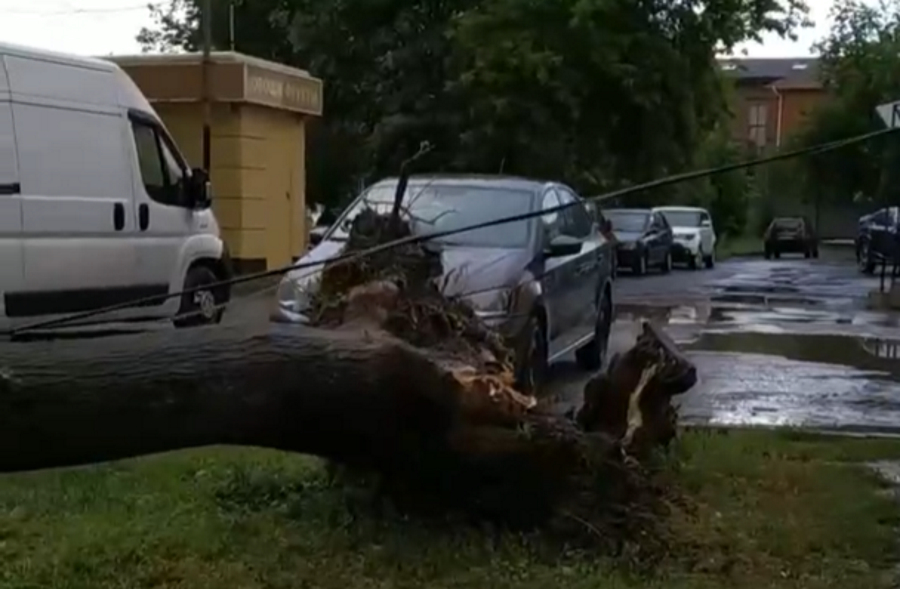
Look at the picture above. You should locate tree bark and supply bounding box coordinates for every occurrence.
[0,323,473,473]
[577,322,696,454]
[0,320,696,475]
[0,318,697,536]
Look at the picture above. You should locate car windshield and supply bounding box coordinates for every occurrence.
[606,211,649,232]
[659,210,702,227]
[330,182,535,248]
[773,218,803,229]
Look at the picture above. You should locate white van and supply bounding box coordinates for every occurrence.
[0,42,231,332]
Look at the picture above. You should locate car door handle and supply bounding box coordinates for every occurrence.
[113,202,125,231]
[139,203,149,231]
[0,182,20,195]
[576,262,594,276]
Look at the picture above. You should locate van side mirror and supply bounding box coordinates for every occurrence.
[187,168,211,208]
[700,219,712,228]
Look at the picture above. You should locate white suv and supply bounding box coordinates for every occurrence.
[653,206,717,269]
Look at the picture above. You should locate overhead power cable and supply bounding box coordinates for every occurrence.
[8,125,897,336]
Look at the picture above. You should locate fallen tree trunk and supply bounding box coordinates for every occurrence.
[0,323,488,473]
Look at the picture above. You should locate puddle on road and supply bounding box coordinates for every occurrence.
[683,331,900,379]
[615,300,900,331]
[679,331,900,433]
[711,293,828,306]
[720,284,799,295]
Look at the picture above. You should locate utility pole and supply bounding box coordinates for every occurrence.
[201,0,212,172]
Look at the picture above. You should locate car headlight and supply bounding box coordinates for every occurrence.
[684,233,699,241]
[276,278,306,310]
[466,287,513,318]
[273,271,320,322]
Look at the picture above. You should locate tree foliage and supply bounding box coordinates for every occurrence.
[137,0,807,210]
[790,0,900,206]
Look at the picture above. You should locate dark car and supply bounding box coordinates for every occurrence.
[273,175,615,394]
[763,216,818,259]
[856,207,900,274]
[604,208,674,275]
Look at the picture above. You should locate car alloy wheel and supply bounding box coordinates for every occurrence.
[516,316,547,395]
[193,289,217,320]
[174,265,225,328]
[859,243,873,273]
[692,248,702,270]
[576,289,612,371]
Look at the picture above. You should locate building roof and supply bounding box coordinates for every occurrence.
[108,50,312,78]
[109,50,323,116]
[718,57,821,89]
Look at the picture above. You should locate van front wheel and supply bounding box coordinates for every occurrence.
[173,265,226,328]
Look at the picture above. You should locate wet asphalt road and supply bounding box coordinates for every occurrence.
[549,246,900,434]
[54,244,900,434]
[216,244,900,433]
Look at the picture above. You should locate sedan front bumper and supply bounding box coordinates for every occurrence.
[671,241,699,263]
[270,303,311,324]
[615,245,640,268]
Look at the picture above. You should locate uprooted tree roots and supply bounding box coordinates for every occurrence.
[307,209,698,551]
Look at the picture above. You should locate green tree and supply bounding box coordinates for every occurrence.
[791,0,900,206]
[137,0,808,209]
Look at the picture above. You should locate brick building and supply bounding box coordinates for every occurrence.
[719,57,826,150]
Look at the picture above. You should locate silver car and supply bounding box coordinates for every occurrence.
[273,175,615,393]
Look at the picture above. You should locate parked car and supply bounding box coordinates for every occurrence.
[653,206,716,269]
[856,207,900,274]
[763,216,818,259]
[273,175,616,394]
[604,208,674,275]
[0,41,230,332]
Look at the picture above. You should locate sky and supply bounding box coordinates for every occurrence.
[0,0,858,58]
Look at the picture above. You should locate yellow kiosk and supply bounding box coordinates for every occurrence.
[112,51,323,273]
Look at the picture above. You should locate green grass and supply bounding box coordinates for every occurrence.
[717,235,763,259]
[1,429,899,589]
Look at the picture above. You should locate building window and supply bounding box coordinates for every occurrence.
[748,103,768,148]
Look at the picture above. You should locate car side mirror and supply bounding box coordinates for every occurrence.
[700,219,712,228]
[187,168,211,208]
[545,234,582,258]
[309,225,328,248]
